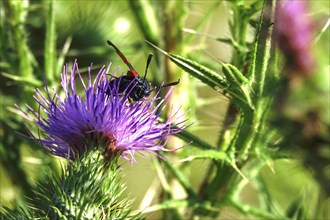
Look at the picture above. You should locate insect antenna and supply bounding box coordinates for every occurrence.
[143,53,153,81]
[149,79,181,93]
[107,40,135,72]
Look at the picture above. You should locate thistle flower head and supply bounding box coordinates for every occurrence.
[17,60,187,163]
[275,0,315,77]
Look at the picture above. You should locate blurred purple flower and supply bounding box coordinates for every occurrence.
[17,60,187,163]
[275,0,315,77]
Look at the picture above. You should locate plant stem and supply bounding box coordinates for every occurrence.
[44,0,56,83]
[202,1,277,218]
[3,0,35,84]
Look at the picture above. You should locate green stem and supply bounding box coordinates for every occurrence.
[203,1,278,217]
[216,103,239,151]
[249,0,276,101]
[231,3,249,68]
[128,0,160,46]
[159,152,197,198]
[44,0,56,83]
[229,199,287,220]
[230,108,254,156]
[3,0,35,82]
[215,0,253,153]
[239,0,276,159]
[174,128,214,150]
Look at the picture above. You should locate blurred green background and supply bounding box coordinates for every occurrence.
[1,1,329,219]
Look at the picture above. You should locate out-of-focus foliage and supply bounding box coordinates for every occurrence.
[1,0,329,219]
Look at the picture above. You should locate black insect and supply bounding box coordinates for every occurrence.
[107,40,180,101]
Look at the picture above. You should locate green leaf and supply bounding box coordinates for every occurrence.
[185,1,222,44]
[221,62,254,109]
[181,150,229,163]
[221,63,249,85]
[286,197,308,220]
[148,41,227,88]
[1,72,41,87]
[128,0,160,46]
[174,128,214,150]
[230,199,286,220]
[142,199,220,214]
[181,150,247,180]
[148,41,255,110]
[169,53,227,90]
[246,1,265,17]
[158,152,197,198]
[57,36,72,76]
[183,28,233,45]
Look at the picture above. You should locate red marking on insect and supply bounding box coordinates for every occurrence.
[107,40,180,101]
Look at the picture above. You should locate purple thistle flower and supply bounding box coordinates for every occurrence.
[17,60,187,163]
[275,0,315,77]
